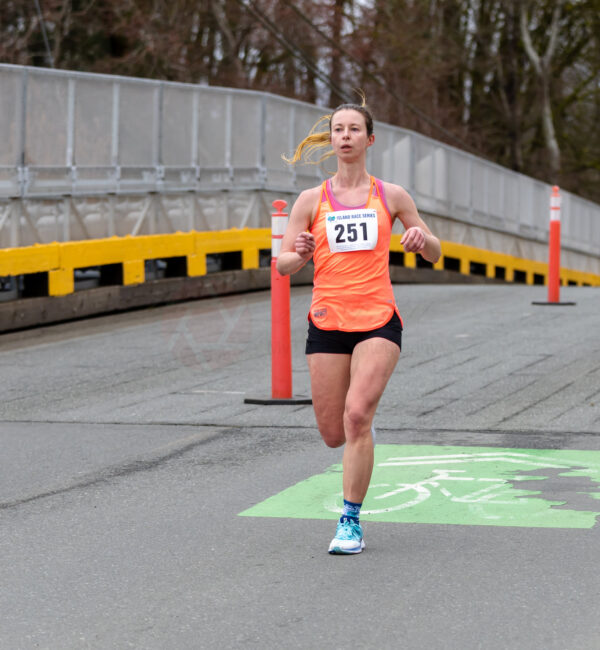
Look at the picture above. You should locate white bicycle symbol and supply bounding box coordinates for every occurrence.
[324,450,578,516]
[325,468,522,515]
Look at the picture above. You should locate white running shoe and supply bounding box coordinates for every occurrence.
[328,519,365,554]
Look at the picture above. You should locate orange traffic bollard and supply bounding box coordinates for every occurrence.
[244,200,312,405]
[547,185,561,303]
[532,185,575,307]
[270,200,293,399]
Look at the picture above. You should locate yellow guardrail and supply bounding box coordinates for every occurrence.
[391,236,600,287]
[0,229,272,296]
[0,229,598,297]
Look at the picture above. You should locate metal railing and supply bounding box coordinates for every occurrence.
[0,63,599,258]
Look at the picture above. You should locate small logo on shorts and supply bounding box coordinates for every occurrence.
[313,308,327,319]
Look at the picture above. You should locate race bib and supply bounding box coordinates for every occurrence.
[325,209,378,253]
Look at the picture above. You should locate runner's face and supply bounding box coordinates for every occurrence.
[330,109,374,158]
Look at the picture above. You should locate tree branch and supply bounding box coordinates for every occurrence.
[542,2,562,69]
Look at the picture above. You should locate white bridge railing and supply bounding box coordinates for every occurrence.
[0,63,598,259]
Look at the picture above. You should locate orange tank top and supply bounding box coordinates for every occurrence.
[309,176,401,331]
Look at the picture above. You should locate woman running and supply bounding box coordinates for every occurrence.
[277,99,441,554]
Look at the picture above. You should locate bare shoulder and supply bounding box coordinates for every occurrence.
[381,180,432,231]
[381,181,416,216]
[290,184,322,224]
[294,185,322,209]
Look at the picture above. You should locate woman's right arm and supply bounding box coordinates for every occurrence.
[275,188,319,276]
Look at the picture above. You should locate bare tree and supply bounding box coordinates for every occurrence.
[1,0,598,200]
[520,0,562,178]
[327,0,351,107]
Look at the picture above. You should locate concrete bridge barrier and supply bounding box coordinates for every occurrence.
[0,64,598,331]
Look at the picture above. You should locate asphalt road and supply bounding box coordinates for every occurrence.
[1,283,599,649]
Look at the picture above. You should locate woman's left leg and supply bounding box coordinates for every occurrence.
[328,336,400,554]
[342,337,401,504]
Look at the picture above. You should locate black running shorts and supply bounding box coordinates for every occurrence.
[305,312,403,355]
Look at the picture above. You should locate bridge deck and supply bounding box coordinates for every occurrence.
[1,284,599,648]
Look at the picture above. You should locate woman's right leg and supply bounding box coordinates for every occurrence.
[306,352,351,448]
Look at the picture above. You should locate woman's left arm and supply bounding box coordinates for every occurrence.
[386,183,441,264]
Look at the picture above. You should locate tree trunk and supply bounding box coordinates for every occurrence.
[520,2,562,178]
[328,0,347,107]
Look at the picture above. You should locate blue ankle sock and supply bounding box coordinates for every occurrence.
[340,499,362,523]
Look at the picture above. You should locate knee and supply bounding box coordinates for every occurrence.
[343,404,371,439]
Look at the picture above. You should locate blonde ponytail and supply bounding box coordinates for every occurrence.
[282,115,335,166]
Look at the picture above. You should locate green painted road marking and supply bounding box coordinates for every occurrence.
[239,445,600,528]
